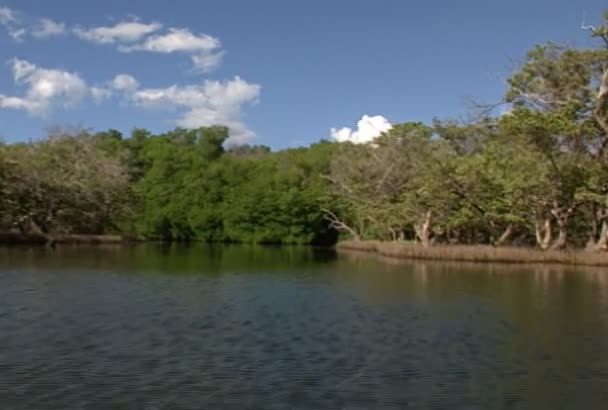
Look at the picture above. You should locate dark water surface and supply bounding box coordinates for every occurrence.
[2,245,608,409]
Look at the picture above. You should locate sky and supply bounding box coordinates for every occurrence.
[0,0,606,148]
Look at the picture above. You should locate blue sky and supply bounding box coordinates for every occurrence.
[0,0,606,148]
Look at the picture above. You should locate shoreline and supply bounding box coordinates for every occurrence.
[0,232,139,245]
[0,233,328,247]
[336,240,608,267]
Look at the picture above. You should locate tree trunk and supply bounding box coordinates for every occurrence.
[586,203,600,249]
[535,217,552,250]
[388,227,397,242]
[494,224,514,247]
[594,220,608,251]
[28,218,56,247]
[550,220,568,250]
[547,203,576,250]
[414,211,432,247]
[589,196,608,251]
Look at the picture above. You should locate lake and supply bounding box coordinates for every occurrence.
[2,244,608,409]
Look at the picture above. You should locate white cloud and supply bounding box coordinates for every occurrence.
[2,10,224,71]
[0,12,254,136]
[11,58,36,80]
[190,50,225,72]
[32,18,66,38]
[90,86,112,103]
[74,20,162,44]
[128,76,260,143]
[8,27,25,41]
[0,95,40,112]
[121,27,219,52]
[0,6,25,41]
[120,28,223,72]
[0,58,88,115]
[1,7,67,41]
[111,73,139,91]
[330,115,392,144]
[89,73,139,102]
[0,6,16,24]
[84,74,260,142]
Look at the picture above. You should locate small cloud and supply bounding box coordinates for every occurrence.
[89,73,140,102]
[111,73,139,91]
[191,50,225,72]
[32,18,66,39]
[90,86,112,103]
[8,26,25,41]
[120,27,223,72]
[0,6,17,24]
[0,6,26,41]
[1,7,67,41]
[120,27,219,52]
[330,114,392,144]
[74,19,162,44]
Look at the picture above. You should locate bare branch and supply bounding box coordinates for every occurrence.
[321,208,360,240]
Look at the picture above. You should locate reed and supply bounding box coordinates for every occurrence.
[336,240,608,267]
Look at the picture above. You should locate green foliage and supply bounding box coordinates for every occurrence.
[129,128,338,244]
[2,10,608,250]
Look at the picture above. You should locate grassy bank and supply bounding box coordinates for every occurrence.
[336,240,608,267]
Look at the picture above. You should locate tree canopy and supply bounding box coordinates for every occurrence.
[2,10,608,250]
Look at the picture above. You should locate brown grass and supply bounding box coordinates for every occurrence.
[336,240,608,267]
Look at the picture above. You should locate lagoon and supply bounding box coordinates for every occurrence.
[2,244,608,409]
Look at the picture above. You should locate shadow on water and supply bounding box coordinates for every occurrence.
[0,243,338,275]
[1,244,608,409]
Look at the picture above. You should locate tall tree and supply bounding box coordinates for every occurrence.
[505,29,608,249]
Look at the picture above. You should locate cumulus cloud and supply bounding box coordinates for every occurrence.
[74,20,162,44]
[0,61,260,142]
[83,73,260,141]
[31,18,66,38]
[127,76,260,143]
[120,28,223,71]
[0,11,255,137]
[330,115,392,144]
[0,58,88,115]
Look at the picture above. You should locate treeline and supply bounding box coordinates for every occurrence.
[0,126,339,245]
[1,12,608,249]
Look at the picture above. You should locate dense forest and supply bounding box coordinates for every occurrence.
[1,12,608,250]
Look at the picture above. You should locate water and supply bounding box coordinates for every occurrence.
[1,244,608,409]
